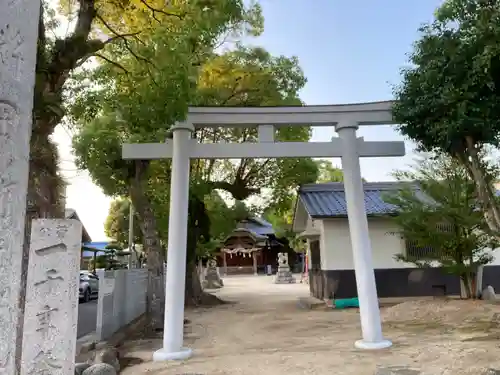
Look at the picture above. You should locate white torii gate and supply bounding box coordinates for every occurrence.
[122,100,403,361]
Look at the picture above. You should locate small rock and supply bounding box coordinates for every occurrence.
[94,347,120,372]
[297,297,313,310]
[482,285,496,300]
[82,363,117,375]
[75,362,91,375]
[375,365,421,375]
[483,369,500,375]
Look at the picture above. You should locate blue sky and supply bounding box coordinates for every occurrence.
[244,0,443,180]
[58,0,444,240]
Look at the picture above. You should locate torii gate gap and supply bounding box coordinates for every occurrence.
[122,100,404,361]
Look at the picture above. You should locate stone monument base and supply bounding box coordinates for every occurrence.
[275,266,296,284]
[202,261,224,289]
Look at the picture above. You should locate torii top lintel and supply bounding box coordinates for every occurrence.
[184,100,395,128]
[121,100,404,160]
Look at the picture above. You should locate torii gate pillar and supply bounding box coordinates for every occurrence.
[337,122,391,350]
[153,123,194,361]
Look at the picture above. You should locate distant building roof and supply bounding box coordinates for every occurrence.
[65,208,92,243]
[81,241,110,258]
[83,242,110,250]
[298,182,411,218]
[224,216,278,247]
[236,217,275,237]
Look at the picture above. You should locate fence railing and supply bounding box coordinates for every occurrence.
[95,268,148,341]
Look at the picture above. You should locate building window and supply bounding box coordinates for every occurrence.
[404,223,454,260]
[404,240,436,259]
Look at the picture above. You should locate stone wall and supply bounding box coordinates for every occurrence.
[96,268,148,341]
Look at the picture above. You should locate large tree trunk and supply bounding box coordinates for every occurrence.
[184,194,224,307]
[459,137,500,234]
[185,260,205,306]
[129,161,165,331]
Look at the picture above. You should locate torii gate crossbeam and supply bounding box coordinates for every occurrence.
[122,139,404,159]
[122,101,401,361]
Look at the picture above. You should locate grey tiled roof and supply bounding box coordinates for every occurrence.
[298,182,410,218]
[235,217,275,237]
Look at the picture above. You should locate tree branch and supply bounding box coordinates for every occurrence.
[44,0,100,95]
[138,0,186,22]
[207,181,260,201]
[96,13,157,81]
[74,0,97,38]
[94,53,129,73]
[103,31,144,46]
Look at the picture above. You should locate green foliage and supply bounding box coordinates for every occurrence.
[91,255,109,270]
[104,199,142,247]
[34,0,262,217]
[104,242,123,251]
[72,42,319,252]
[204,193,243,240]
[384,154,497,296]
[315,160,344,183]
[191,45,319,208]
[69,3,320,305]
[92,252,125,270]
[392,0,500,232]
[393,0,500,154]
[104,192,253,259]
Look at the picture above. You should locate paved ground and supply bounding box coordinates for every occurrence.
[77,299,97,338]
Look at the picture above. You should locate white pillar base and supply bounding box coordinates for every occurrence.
[354,339,392,350]
[153,347,193,361]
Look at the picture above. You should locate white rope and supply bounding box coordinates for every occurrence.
[221,247,260,254]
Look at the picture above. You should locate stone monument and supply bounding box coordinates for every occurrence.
[202,259,224,289]
[21,219,82,375]
[0,1,42,374]
[275,253,295,284]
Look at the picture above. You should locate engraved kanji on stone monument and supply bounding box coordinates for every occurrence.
[0,25,24,80]
[35,305,58,339]
[20,220,82,375]
[31,350,62,375]
[34,269,64,291]
[0,102,18,137]
[1,0,42,372]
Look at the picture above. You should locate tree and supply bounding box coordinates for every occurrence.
[104,198,142,247]
[103,193,252,260]
[384,154,498,298]
[70,5,263,329]
[72,40,318,326]
[33,0,262,215]
[392,0,500,233]
[315,160,344,183]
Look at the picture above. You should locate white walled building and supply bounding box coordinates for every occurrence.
[293,182,500,299]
